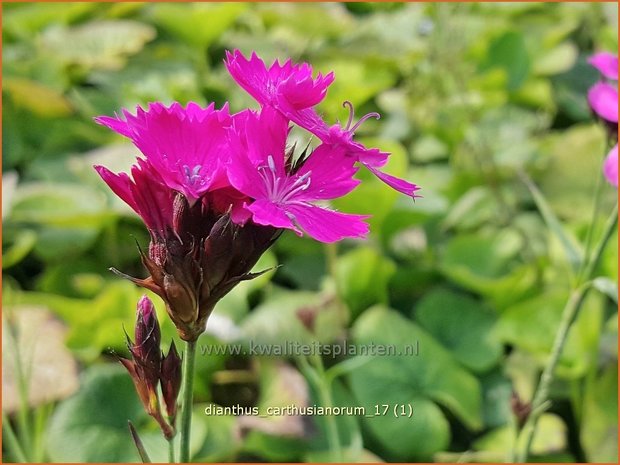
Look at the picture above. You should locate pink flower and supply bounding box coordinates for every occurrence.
[225,50,419,198]
[604,144,618,188]
[95,102,232,204]
[282,102,420,197]
[588,82,618,123]
[588,52,618,80]
[94,158,175,237]
[225,49,334,110]
[227,107,369,243]
[588,52,619,188]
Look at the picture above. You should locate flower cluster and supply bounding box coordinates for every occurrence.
[120,296,181,439]
[587,51,618,187]
[95,49,417,342]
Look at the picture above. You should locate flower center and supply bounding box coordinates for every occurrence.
[258,155,312,203]
[182,164,203,186]
[342,100,381,135]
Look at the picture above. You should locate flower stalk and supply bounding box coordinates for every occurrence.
[179,339,197,463]
[515,202,617,462]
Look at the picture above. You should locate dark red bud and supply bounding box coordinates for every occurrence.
[161,341,182,424]
[132,296,162,376]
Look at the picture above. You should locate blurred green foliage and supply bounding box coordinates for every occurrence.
[2,2,618,463]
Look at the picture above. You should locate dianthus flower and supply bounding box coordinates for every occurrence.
[225,49,420,197]
[95,51,418,341]
[588,51,618,188]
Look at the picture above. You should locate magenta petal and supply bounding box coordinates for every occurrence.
[248,199,298,231]
[365,165,420,198]
[604,144,618,188]
[94,115,134,138]
[94,165,139,213]
[588,82,619,123]
[225,50,272,105]
[296,144,360,200]
[286,203,369,243]
[589,52,618,80]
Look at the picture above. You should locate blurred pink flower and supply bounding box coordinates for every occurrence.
[588,52,618,80]
[588,51,618,188]
[588,82,618,123]
[604,144,618,187]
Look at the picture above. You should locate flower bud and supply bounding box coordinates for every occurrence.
[161,341,182,425]
[132,296,162,373]
[120,297,175,440]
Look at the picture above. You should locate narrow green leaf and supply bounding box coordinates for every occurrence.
[520,172,583,272]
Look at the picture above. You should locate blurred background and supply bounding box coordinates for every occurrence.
[2,2,618,463]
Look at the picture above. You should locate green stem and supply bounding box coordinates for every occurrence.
[2,412,28,463]
[312,355,343,463]
[179,339,197,463]
[515,202,617,462]
[582,202,618,281]
[168,438,175,463]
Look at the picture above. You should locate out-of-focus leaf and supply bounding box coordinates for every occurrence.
[2,307,79,412]
[482,31,530,91]
[473,414,568,460]
[151,2,246,48]
[441,186,498,231]
[239,361,308,438]
[192,406,240,462]
[4,78,73,118]
[539,124,611,220]
[46,365,146,462]
[495,289,603,378]
[349,306,482,460]
[335,247,396,319]
[533,42,578,76]
[592,277,618,303]
[439,229,537,308]
[42,20,156,70]
[581,365,618,462]
[521,172,583,272]
[240,289,344,348]
[414,288,502,372]
[3,2,97,38]
[2,229,37,269]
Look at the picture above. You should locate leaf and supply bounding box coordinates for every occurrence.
[46,365,147,462]
[473,413,568,459]
[441,186,497,231]
[533,42,578,76]
[482,31,530,91]
[538,124,611,221]
[439,229,537,309]
[4,78,73,118]
[414,288,502,372]
[42,20,156,70]
[2,229,36,269]
[335,247,396,319]
[2,307,79,412]
[581,365,618,462]
[349,306,482,460]
[592,277,618,303]
[495,289,603,378]
[238,361,308,438]
[520,172,583,272]
[151,3,247,48]
[240,288,344,349]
